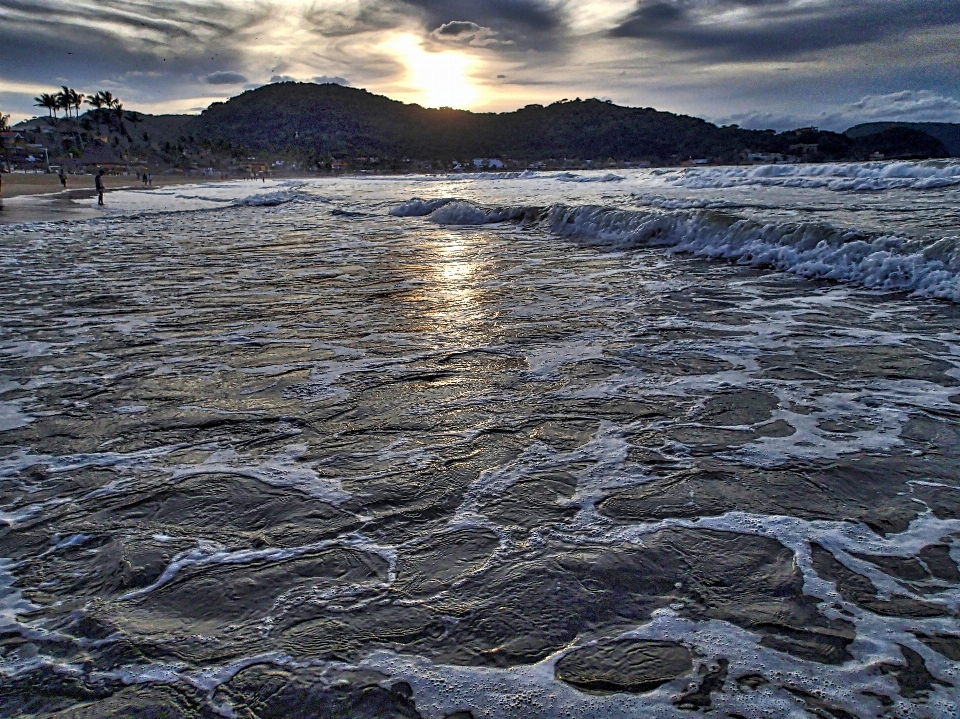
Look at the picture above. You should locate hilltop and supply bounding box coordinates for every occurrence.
[845,122,960,157]
[5,83,951,174]
[184,82,950,165]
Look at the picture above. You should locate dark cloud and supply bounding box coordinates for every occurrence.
[405,0,561,32]
[206,71,248,84]
[313,75,349,86]
[302,0,563,50]
[300,2,405,37]
[715,90,960,132]
[609,0,960,60]
[0,0,269,86]
[430,20,507,47]
[436,20,483,36]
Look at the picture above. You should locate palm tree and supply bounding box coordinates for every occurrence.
[86,92,106,126]
[100,91,116,110]
[57,87,72,119]
[0,113,9,131]
[71,90,85,119]
[35,93,58,119]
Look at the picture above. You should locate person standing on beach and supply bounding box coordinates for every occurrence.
[59,169,67,189]
[95,170,105,206]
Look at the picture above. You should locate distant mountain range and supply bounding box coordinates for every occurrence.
[180,83,952,163]
[11,83,956,169]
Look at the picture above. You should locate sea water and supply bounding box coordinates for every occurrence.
[0,163,959,718]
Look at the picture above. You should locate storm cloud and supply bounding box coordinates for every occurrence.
[609,0,960,60]
[206,71,249,85]
[1,0,959,129]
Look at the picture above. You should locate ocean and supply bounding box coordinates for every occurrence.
[1,162,959,717]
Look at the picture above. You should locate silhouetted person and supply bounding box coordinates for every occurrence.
[59,169,67,189]
[95,170,105,205]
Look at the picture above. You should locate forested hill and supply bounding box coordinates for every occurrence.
[845,122,960,156]
[187,82,760,163]
[185,82,949,164]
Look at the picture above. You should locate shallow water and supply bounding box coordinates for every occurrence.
[1,164,959,718]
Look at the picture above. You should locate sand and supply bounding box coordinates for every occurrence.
[0,172,242,224]
[0,171,222,199]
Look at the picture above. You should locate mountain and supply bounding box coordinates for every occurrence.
[185,82,764,164]
[845,122,960,157]
[184,82,947,165]
[7,83,950,170]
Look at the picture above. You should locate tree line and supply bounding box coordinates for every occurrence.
[33,88,135,125]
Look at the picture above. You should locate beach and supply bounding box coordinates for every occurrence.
[0,165,958,717]
[0,173,250,224]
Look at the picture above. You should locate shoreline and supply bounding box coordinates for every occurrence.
[0,174,275,225]
[0,173,230,200]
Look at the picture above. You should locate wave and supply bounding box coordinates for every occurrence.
[389,197,454,216]
[660,160,960,192]
[428,201,533,225]
[395,198,960,302]
[231,190,304,207]
[555,172,624,183]
[401,170,622,183]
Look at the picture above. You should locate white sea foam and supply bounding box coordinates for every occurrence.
[231,189,303,207]
[400,199,960,302]
[389,197,454,216]
[659,160,960,192]
[555,171,624,183]
[429,201,530,225]
[0,400,33,432]
[171,444,350,505]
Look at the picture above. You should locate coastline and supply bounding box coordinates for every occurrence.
[0,174,241,225]
[0,172,227,200]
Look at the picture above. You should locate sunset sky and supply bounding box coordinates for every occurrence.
[2,0,959,130]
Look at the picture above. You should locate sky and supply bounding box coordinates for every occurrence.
[2,0,960,131]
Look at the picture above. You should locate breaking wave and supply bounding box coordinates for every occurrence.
[659,160,960,192]
[389,197,455,216]
[393,198,960,301]
[231,189,304,207]
[555,172,624,183]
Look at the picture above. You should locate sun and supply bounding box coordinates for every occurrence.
[386,34,480,109]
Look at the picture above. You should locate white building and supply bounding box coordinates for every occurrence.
[473,158,504,169]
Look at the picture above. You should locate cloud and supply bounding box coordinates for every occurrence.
[270,75,297,83]
[313,75,349,86]
[407,0,562,31]
[846,90,960,122]
[301,0,565,50]
[609,0,960,61]
[300,1,407,37]
[436,20,482,36]
[430,20,507,47]
[716,90,960,132]
[206,71,248,84]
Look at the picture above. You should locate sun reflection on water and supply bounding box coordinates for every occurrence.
[426,234,484,338]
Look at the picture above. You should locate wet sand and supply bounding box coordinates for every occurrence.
[0,173,958,718]
[0,172,224,199]
[0,174,231,225]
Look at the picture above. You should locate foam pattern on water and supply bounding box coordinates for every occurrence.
[1,171,959,717]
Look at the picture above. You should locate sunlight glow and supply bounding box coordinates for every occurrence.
[386,34,480,109]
